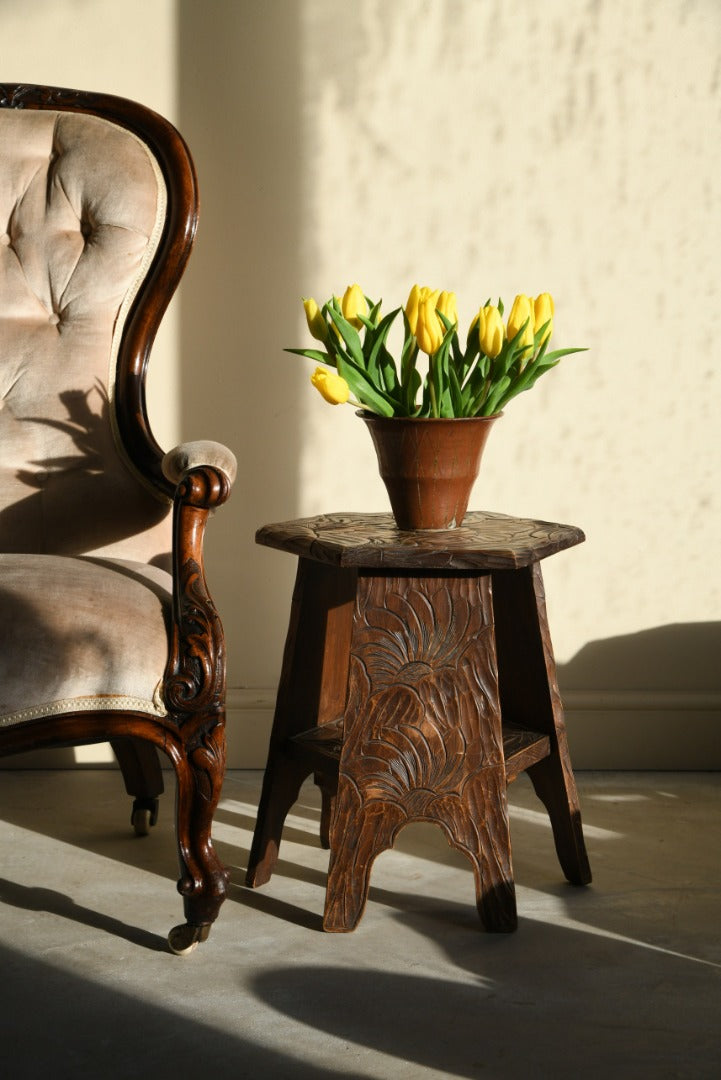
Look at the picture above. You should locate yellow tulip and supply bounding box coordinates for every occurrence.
[310,367,350,405]
[303,297,329,343]
[405,284,422,333]
[436,290,458,328]
[477,305,504,359]
[415,296,444,355]
[507,294,535,352]
[405,284,440,335]
[533,292,554,345]
[341,283,368,329]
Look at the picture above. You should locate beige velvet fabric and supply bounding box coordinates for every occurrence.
[0,107,178,727]
[0,108,172,563]
[162,440,238,487]
[0,554,171,726]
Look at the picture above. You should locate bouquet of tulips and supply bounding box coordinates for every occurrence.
[288,284,586,418]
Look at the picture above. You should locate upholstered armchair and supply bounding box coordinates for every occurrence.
[0,84,235,954]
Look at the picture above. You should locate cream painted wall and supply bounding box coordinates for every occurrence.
[2,0,720,767]
[177,0,721,767]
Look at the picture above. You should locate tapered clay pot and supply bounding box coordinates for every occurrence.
[361,412,500,530]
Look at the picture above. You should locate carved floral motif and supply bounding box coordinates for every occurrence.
[341,574,503,813]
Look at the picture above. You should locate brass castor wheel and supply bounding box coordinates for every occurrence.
[131,797,159,837]
[167,922,212,956]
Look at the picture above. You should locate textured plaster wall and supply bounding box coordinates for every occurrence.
[291,0,721,665]
[2,0,719,765]
[175,0,721,764]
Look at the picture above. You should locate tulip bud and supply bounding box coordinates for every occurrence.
[405,284,441,335]
[415,296,444,355]
[477,305,504,359]
[436,290,458,328]
[303,297,329,343]
[405,284,422,334]
[507,294,535,352]
[341,284,368,329]
[533,292,554,345]
[310,367,351,405]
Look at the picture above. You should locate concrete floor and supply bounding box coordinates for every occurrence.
[0,770,719,1080]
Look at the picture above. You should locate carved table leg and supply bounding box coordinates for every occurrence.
[314,772,335,851]
[246,558,356,887]
[439,771,517,932]
[324,790,405,931]
[324,571,517,932]
[492,563,592,886]
[246,754,314,887]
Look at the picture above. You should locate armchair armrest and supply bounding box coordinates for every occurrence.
[160,438,235,927]
[162,440,237,492]
[161,437,235,732]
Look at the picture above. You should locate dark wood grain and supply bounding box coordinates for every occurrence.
[256,511,585,570]
[246,558,356,888]
[492,564,592,884]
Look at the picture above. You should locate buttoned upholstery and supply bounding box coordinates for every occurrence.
[0,107,170,563]
[0,106,173,725]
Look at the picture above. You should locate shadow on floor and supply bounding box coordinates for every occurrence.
[249,918,720,1079]
[0,944,364,1080]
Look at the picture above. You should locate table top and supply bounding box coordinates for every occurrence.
[256,511,585,570]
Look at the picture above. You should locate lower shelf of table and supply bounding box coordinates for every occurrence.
[287,719,551,785]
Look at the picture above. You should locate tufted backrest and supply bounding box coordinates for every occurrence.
[0,100,176,565]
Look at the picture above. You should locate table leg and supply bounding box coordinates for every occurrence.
[246,558,356,887]
[492,563,592,886]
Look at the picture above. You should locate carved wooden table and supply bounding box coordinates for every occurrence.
[246,511,592,932]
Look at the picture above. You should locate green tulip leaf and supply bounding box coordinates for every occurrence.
[448,364,464,415]
[538,346,588,366]
[483,374,511,416]
[285,347,336,367]
[379,347,402,399]
[336,353,395,417]
[326,307,365,369]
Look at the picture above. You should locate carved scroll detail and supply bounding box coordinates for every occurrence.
[0,84,93,110]
[162,466,230,727]
[164,555,225,720]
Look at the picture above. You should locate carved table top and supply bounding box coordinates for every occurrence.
[256,511,584,570]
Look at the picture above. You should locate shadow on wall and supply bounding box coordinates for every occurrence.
[557,622,721,769]
[558,622,721,692]
[176,2,307,687]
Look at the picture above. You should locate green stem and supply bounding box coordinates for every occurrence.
[429,376,439,418]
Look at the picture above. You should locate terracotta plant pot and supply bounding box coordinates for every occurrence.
[361,412,500,530]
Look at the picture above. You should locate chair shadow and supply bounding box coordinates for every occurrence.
[0,877,168,951]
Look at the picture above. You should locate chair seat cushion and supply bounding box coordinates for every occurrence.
[0,554,171,727]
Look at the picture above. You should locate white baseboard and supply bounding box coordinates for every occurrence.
[2,688,719,770]
[562,690,721,770]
